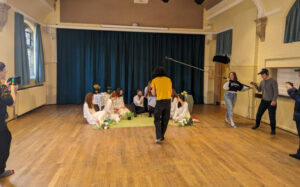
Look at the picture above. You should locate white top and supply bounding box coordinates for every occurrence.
[114,96,125,109]
[147,96,156,108]
[103,99,114,115]
[170,97,178,116]
[83,102,97,125]
[133,95,144,107]
[173,102,190,121]
[144,86,148,97]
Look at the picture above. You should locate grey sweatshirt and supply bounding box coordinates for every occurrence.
[255,78,278,101]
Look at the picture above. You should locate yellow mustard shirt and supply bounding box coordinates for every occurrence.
[151,77,172,100]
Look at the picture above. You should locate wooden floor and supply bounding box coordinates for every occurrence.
[0,105,300,187]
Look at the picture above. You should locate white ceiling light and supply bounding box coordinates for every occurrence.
[101,24,168,31]
[134,0,149,4]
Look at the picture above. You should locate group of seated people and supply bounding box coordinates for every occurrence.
[83,82,191,126]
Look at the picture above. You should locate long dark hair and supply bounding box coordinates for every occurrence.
[228,72,238,81]
[177,94,185,108]
[85,93,94,109]
[0,62,5,71]
[116,88,123,97]
[152,66,167,78]
[171,88,178,102]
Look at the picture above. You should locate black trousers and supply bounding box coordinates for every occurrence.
[154,99,171,140]
[130,103,145,114]
[296,120,300,138]
[256,100,277,130]
[149,106,155,116]
[144,98,149,112]
[0,129,12,174]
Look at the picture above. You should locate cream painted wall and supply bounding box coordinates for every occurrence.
[207,0,258,118]
[0,1,57,123]
[0,9,15,120]
[206,0,299,134]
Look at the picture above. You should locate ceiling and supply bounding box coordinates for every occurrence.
[202,0,223,10]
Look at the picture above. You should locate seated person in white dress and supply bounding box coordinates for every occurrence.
[83,92,120,125]
[115,88,130,117]
[170,88,178,118]
[83,92,103,125]
[146,86,156,117]
[131,89,145,117]
[172,94,191,122]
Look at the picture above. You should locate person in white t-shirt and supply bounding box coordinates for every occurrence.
[131,89,145,117]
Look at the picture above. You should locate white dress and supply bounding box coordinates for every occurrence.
[83,103,105,125]
[114,96,130,117]
[172,102,191,122]
[103,99,121,123]
[170,97,178,118]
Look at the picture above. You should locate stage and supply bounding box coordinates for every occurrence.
[1,105,300,186]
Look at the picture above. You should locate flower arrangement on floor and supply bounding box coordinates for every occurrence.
[93,119,114,130]
[177,117,194,127]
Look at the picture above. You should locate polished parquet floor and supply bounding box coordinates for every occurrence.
[0,104,300,187]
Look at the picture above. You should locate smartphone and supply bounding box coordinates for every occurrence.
[7,76,21,85]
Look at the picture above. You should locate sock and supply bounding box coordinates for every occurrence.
[0,170,14,178]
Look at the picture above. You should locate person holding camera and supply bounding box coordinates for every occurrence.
[285,69,300,160]
[0,62,18,178]
[251,68,278,135]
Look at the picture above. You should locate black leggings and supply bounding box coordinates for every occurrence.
[149,106,155,116]
[0,129,12,174]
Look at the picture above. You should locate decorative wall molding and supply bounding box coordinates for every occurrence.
[0,3,10,31]
[207,0,244,20]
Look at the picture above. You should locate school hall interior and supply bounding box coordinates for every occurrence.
[0,0,300,186]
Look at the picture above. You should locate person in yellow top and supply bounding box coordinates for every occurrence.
[151,66,172,144]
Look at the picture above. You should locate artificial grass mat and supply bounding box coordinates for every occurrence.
[103,113,178,129]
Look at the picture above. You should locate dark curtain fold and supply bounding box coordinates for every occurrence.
[216,29,232,56]
[284,0,300,43]
[57,29,205,104]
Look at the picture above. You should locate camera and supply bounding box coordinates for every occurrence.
[7,76,21,85]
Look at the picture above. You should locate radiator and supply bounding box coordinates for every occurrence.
[15,86,46,116]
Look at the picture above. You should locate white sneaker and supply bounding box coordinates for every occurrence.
[230,121,236,128]
[225,119,229,124]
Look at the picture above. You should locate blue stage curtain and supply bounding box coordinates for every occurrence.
[57,29,205,104]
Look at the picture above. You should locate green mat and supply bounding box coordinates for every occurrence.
[94,113,178,129]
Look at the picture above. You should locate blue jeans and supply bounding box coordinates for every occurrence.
[224,92,237,119]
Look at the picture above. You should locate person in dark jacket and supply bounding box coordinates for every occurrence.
[0,62,17,178]
[286,68,300,160]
